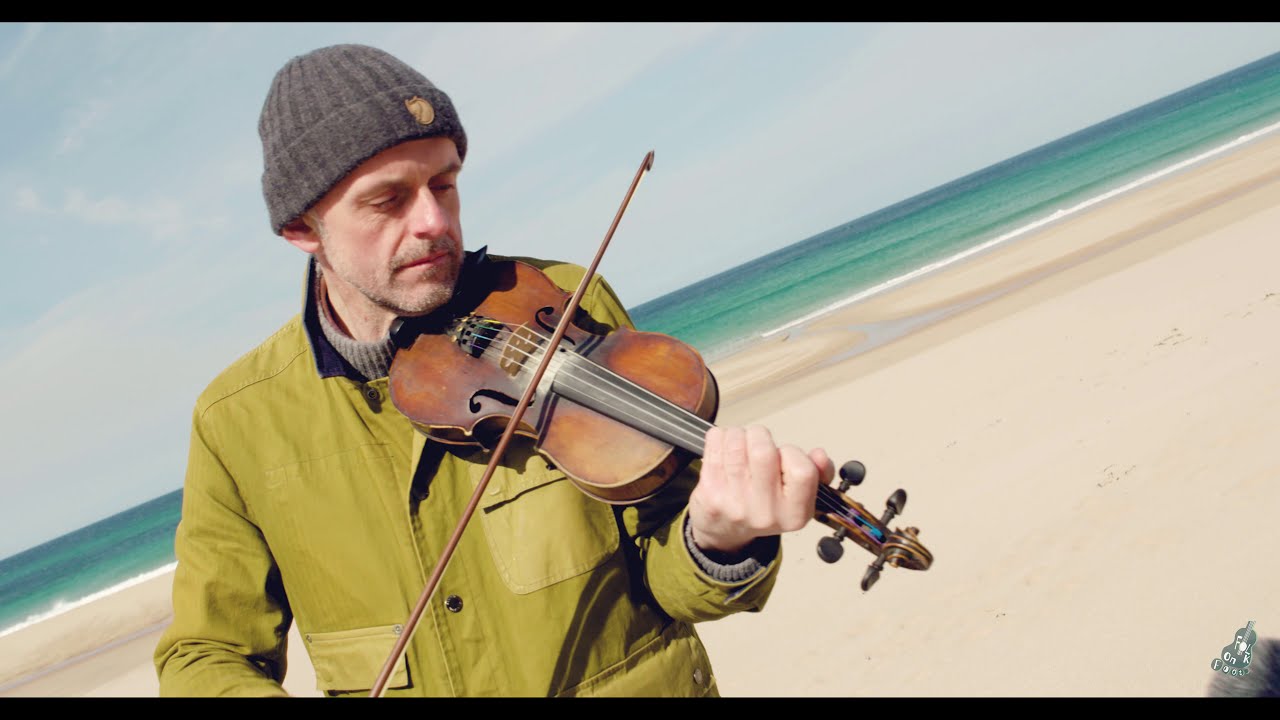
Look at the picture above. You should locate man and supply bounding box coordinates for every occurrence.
[154,43,834,697]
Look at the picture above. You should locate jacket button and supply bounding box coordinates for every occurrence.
[692,667,704,685]
[364,386,380,401]
[445,595,463,613]
[392,624,403,635]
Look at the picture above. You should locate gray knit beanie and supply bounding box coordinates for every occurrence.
[259,44,468,234]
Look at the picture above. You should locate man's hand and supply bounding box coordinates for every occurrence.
[690,425,835,555]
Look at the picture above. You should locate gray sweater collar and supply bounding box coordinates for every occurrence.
[313,264,396,381]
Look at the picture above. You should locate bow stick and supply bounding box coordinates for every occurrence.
[369,150,656,697]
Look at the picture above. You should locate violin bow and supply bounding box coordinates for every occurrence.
[369,151,656,697]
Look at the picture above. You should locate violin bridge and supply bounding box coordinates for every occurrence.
[498,324,543,378]
[495,323,568,406]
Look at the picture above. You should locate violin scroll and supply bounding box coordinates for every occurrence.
[814,459,932,591]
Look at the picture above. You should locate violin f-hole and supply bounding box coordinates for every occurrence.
[468,389,521,413]
[535,306,576,346]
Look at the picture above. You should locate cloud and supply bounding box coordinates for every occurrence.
[389,22,723,174]
[12,184,228,250]
[0,22,42,79]
[55,98,108,156]
[15,187,48,213]
[52,187,222,243]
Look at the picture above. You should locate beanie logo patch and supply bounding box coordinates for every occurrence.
[405,96,436,126]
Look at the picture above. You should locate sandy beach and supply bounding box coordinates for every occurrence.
[4,130,1279,698]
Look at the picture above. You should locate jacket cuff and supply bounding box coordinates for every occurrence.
[682,514,779,584]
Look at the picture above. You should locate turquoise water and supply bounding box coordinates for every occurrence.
[0,489,181,636]
[3,50,1280,638]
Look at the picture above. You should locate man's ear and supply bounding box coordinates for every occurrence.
[281,217,322,254]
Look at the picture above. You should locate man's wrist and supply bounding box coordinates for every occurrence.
[689,524,752,561]
[683,515,778,583]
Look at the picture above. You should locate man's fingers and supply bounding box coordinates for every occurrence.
[720,425,749,481]
[808,447,836,486]
[702,426,723,481]
[694,425,834,547]
[778,444,821,531]
[744,425,779,519]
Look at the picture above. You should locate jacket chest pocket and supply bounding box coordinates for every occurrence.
[472,456,621,595]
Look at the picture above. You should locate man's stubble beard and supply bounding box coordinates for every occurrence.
[382,250,462,316]
[312,214,463,319]
[342,246,462,318]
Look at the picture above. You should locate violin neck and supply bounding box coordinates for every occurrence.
[552,354,713,457]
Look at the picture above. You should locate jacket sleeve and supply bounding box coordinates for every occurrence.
[153,406,293,697]
[576,271,783,623]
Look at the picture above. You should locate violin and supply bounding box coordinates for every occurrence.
[370,151,932,696]
[387,250,933,584]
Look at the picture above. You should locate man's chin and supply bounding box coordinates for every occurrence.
[385,282,458,318]
[394,306,441,319]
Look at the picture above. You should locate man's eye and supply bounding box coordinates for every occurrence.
[432,183,455,193]
[372,194,398,209]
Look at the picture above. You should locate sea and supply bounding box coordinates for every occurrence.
[3,50,1280,641]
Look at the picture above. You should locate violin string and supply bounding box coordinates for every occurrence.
[446,321,876,529]
[456,324,871,528]
[466,329,713,452]
[459,324,715,448]
[564,351,869,528]
[517,354,870,530]
[458,329,869,528]
[560,355,711,441]
[456,321,706,430]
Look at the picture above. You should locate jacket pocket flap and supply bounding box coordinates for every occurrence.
[471,458,621,594]
[305,624,409,694]
[477,455,564,509]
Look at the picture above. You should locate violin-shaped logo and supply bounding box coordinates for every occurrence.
[1212,620,1257,677]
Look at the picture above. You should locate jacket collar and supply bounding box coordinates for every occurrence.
[301,256,364,381]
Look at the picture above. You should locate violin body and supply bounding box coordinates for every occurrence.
[389,258,719,504]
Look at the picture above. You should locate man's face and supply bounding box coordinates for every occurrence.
[304,136,464,318]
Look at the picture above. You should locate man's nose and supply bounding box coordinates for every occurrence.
[408,187,450,238]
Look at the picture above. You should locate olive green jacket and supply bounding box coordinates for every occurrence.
[154,256,781,697]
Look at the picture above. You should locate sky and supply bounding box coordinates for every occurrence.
[1,22,1278,559]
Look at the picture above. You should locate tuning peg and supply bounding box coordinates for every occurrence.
[880,489,907,525]
[816,535,845,564]
[860,490,911,591]
[838,460,865,491]
[861,560,884,591]
[817,523,851,563]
